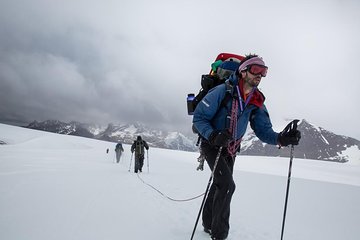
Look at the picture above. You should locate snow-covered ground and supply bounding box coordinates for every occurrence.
[1,123,359,240]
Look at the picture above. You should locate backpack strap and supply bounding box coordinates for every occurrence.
[194,80,237,141]
[219,79,236,112]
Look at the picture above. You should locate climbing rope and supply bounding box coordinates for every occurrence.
[136,173,204,202]
[227,98,242,158]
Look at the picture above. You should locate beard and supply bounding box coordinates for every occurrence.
[244,75,261,87]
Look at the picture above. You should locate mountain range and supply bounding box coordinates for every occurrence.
[24,119,360,163]
[25,120,196,152]
[240,120,360,163]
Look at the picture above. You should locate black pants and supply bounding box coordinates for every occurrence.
[201,141,236,239]
[134,154,144,172]
[115,151,122,163]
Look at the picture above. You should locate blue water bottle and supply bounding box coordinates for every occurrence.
[187,94,195,115]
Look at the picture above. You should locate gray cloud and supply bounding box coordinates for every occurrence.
[1,0,360,139]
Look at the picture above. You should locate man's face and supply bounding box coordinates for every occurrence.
[243,71,262,87]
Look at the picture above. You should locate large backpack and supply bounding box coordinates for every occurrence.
[135,140,145,155]
[186,53,244,115]
[115,143,122,150]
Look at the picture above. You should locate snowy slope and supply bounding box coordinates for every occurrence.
[0,123,360,240]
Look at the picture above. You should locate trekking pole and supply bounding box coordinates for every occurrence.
[190,146,223,240]
[280,144,294,240]
[147,150,149,173]
[280,120,299,240]
[128,152,133,172]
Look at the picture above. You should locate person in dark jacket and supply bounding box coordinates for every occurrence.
[115,142,124,163]
[131,136,149,173]
[193,54,301,240]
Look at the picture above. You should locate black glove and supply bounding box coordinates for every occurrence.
[209,130,232,147]
[278,120,301,147]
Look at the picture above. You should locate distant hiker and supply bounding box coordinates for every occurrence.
[115,143,124,163]
[192,54,301,240]
[106,148,109,154]
[131,136,149,173]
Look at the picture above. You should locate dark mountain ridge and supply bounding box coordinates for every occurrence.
[24,119,360,163]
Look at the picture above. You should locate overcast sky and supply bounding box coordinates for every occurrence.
[1,0,359,139]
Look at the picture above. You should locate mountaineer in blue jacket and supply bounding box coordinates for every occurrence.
[192,54,301,240]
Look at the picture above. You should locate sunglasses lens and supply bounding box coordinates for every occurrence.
[249,65,268,77]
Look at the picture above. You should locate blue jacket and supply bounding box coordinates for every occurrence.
[192,74,279,145]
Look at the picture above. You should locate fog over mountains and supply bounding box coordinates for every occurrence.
[25,119,360,163]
